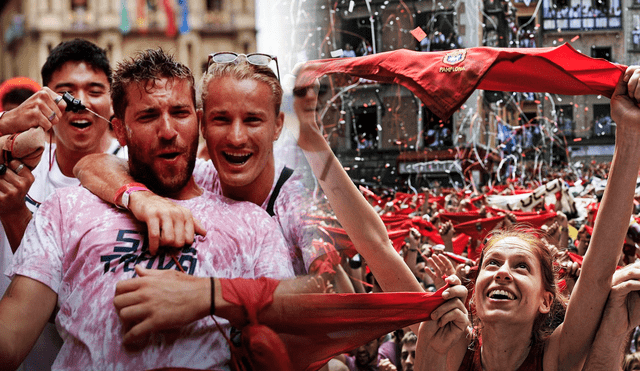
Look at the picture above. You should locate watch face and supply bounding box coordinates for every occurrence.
[122,189,131,209]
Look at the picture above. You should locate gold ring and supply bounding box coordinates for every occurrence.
[47,111,56,121]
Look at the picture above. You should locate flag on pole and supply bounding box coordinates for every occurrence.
[120,0,131,34]
[163,0,177,37]
[178,0,189,34]
[136,0,148,33]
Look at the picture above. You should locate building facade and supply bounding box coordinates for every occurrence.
[284,0,635,188]
[0,0,256,85]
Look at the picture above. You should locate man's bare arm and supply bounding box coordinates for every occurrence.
[0,275,57,370]
[73,153,131,206]
[74,154,206,254]
[113,265,319,346]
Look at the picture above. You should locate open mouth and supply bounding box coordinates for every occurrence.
[488,289,516,300]
[223,151,252,165]
[70,119,91,129]
[158,152,180,160]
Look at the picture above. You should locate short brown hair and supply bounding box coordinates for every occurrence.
[201,60,282,116]
[111,48,195,120]
[401,331,417,345]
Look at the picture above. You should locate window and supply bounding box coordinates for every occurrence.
[414,11,459,51]
[423,106,453,148]
[633,16,640,50]
[71,0,87,10]
[352,107,378,150]
[591,46,611,61]
[339,17,375,57]
[593,104,614,137]
[592,0,608,13]
[207,0,223,12]
[556,105,574,137]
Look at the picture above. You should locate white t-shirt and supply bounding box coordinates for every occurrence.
[0,139,126,370]
[8,187,293,370]
[193,158,317,275]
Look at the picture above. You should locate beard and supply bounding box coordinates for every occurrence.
[128,134,198,197]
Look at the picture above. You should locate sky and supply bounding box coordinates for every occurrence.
[256,0,295,76]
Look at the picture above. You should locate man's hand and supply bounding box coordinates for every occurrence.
[0,160,34,215]
[127,191,207,255]
[0,87,66,134]
[378,358,397,371]
[292,62,325,151]
[556,211,568,228]
[113,265,210,346]
[425,254,457,290]
[0,160,35,250]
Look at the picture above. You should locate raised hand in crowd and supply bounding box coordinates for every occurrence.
[424,253,456,291]
[576,224,592,256]
[438,221,455,253]
[558,252,581,295]
[403,228,422,278]
[542,221,562,248]
[378,358,397,371]
[556,211,569,251]
[292,65,423,297]
[503,211,518,229]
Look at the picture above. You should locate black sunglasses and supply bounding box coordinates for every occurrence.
[207,52,280,81]
[292,83,329,98]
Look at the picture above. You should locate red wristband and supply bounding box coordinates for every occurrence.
[113,182,147,208]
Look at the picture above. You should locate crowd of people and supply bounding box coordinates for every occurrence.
[0,36,640,371]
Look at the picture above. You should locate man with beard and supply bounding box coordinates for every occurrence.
[74,56,317,275]
[0,48,293,370]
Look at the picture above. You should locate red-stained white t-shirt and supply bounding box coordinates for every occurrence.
[8,187,293,371]
[193,158,316,276]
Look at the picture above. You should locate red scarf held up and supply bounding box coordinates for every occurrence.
[220,278,450,371]
[297,43,626,120]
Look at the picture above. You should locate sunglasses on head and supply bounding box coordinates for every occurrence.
[207,51,280,81]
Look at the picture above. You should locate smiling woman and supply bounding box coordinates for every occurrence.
[416,66,640,371]
[473,228,563,349]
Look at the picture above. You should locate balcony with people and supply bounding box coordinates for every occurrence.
[542,0,621,31]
